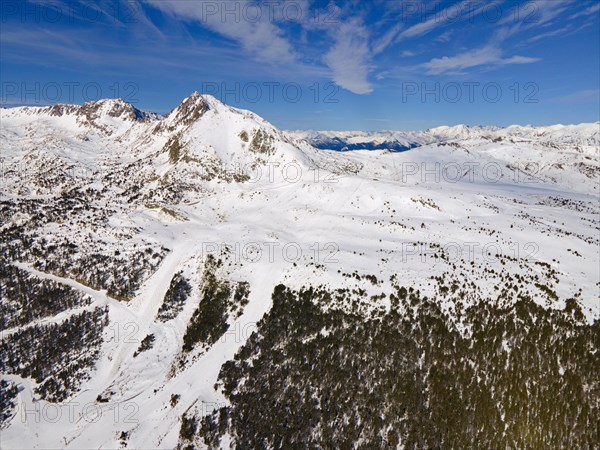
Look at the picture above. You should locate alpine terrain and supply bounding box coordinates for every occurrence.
[1,93,599,449]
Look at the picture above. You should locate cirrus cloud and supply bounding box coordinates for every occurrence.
[422,45,540,75]
[323,18,374,94]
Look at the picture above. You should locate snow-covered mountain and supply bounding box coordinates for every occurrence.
[288,122,600,151]
[1,94,599,449]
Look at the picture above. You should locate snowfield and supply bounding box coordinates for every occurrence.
[1,94,598,449]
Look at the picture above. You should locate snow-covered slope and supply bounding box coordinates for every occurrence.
[288,123,599,195]
[1,95,598,449]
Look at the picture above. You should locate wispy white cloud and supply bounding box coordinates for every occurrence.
[495,0,574,41]
[145,0,296,63]
[527,25,571,43]
[549,89,600,104]
[0,21,329,84]
[427,0,580,75]
[397,0,490,40]
[372,23,403,55]
[422,45,539,75]
[323,18,373,94]
[569,3,600,20]
[436,30,453,42]
[144,1,383,94]
[525,7,599,45]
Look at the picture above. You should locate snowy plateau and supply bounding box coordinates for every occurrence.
[0,93,599,449]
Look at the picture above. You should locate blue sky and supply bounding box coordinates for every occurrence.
[1,0,599,130]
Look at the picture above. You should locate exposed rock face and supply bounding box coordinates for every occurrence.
[249,128,276,155]
[165,135,183,163]
[45,99,158,123]
[171,92,209,127]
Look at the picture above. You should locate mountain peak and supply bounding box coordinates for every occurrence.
[79,98,157,122]
[170,92,211,126]
[37,98,158,124]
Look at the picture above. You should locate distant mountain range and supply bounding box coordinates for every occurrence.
[287,122,600,152]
